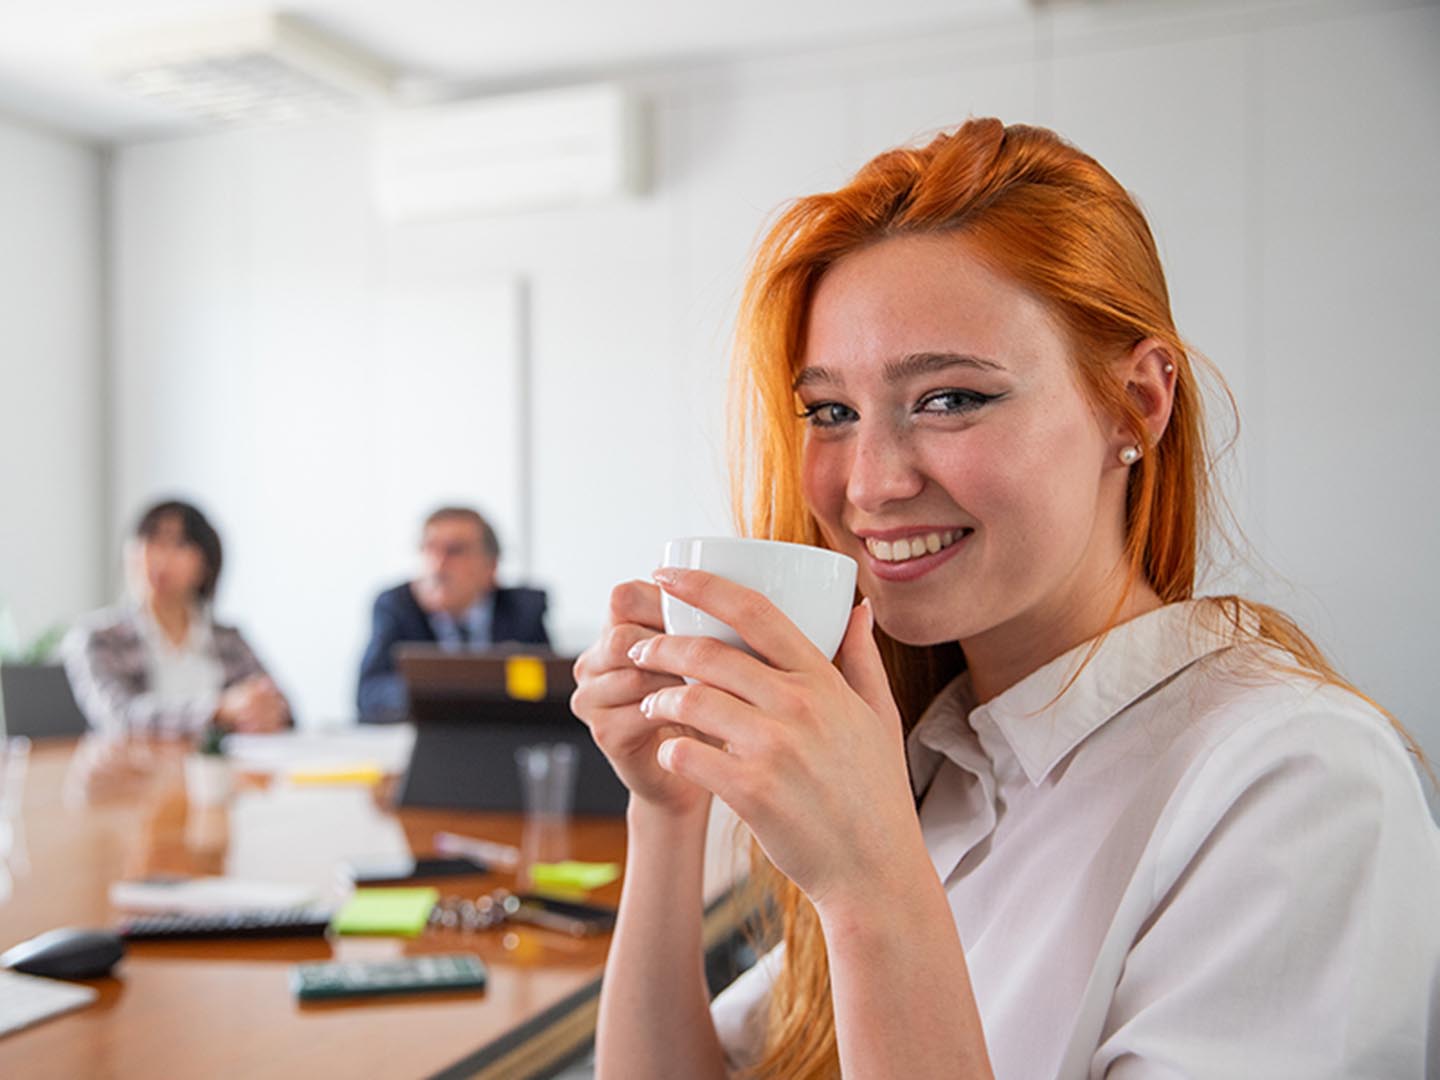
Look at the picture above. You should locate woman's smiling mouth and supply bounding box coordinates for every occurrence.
[859,527,973,581]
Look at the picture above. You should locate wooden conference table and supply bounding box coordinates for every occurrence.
[0,739,746,1079]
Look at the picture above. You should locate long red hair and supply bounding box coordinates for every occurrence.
[727,118,1424,1078]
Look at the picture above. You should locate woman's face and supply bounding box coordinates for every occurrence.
[799,232,1132,652]
[134,515,207,605]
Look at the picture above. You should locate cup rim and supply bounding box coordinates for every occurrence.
[663,536,856,568]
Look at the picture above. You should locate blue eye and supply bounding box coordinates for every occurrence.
[916,389,999,415]
[799,402,859,428]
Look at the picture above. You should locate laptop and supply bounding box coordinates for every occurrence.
[0,663,89,739]
[394,647,628,815]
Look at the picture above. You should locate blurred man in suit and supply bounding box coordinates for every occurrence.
[357,507,549,722]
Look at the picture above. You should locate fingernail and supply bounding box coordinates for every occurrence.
[657,740,676,769]
[639,692,655,718]
[628,639,650,665]
[651,567,680,586]
[860,596,874,630]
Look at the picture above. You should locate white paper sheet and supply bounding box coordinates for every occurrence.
[0,969,97,1038]
[221,726,415,777]
[108,876,317,914]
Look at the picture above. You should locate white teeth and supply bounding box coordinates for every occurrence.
[864,530,966,563]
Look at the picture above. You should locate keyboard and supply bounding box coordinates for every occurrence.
[117,907,335,941]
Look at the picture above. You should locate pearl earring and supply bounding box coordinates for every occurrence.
[1119,446,1141,465]
[1163,362,1175,374]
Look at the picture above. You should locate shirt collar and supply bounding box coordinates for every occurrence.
[133,602,213,653]
[910,599,1249,788]
[429,593,494,636]
[906,671,979,798]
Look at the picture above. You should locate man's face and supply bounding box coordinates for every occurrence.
[419,518,497,615]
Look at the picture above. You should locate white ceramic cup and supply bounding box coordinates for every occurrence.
[660,537,858,661]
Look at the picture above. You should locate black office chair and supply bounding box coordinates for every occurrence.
[0,663,89,739]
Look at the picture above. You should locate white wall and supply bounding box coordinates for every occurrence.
[110,0,1440,797]
[110,122,529,729]
[0,113,103,651]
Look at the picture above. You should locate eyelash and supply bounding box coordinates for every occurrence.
[798,402,859,428]
[798,390,1001,428]
[916,389,1000,415]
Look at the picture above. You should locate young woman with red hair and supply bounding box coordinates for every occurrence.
[571,118,1440,1078]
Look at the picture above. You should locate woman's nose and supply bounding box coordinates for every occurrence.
[845,426,924,511]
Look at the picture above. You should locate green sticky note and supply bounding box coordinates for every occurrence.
[332,887,438,937]
[527,861,621,892]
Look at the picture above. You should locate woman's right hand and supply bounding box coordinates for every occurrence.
[571,580,708,817]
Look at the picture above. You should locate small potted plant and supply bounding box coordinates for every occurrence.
[183,722,234,807]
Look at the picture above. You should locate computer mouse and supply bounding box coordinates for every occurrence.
[1,927,125,979]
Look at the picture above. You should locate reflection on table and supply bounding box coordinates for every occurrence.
[0,737,747,1079]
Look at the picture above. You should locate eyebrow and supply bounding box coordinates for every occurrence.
[792,351,1005,390]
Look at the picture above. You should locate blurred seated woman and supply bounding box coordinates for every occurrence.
[63,499,290,738]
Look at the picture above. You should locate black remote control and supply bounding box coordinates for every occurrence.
[292,954,488,1001]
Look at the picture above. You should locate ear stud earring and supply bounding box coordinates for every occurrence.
[1163,362,1175,374]
[1119,446,1142,465]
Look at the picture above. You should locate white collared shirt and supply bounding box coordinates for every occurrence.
[711,600,1440,1077]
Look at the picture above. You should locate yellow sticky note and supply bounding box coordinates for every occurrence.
[332,888,438,937]
[528,861,621,892]
[506,656,547,702]
[288,764,383,787]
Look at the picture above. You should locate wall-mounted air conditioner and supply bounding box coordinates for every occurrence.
[374,84,647,221]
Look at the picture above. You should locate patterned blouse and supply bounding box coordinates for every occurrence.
[62,606,271,736]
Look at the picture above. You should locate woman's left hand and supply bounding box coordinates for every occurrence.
[218,676,289,733]
[629,566,924,912]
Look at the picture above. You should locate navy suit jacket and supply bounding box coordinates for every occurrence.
[357,582,550,723]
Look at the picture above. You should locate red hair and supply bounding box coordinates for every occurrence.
[727,118,1423,1077]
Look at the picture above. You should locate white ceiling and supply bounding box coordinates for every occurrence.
[0,0,1027,143]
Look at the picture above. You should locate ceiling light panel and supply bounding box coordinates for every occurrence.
[97,12,393,127]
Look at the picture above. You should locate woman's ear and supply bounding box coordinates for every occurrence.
[1110,337,1177,454]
